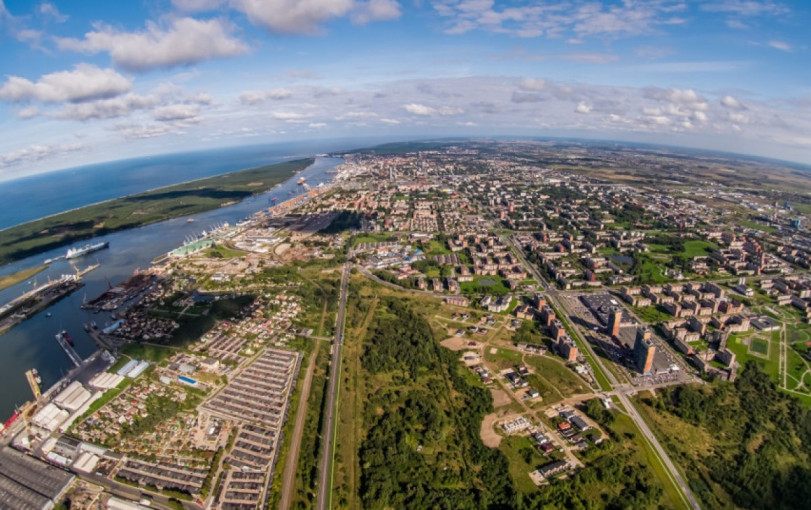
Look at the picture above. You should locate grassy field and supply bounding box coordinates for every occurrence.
[0,264,47,291]
[726,332,780,380]
[523,355,590,398]
[459,275,511,295]
[634,305,673,324]
[0,158,311,265]
[681,240,718,258]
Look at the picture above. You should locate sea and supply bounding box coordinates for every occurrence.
[0,142,348,420]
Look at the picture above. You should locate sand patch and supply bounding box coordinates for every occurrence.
[440,337,470,351]
[480,413,502,448]
[490,387,511,408]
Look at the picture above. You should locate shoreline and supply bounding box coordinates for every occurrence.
[0,158,315,268]
[0,156,304,235]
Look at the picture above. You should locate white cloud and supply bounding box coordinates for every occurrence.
[519,78,547,91]
[53,85,213,121]
[575,101,591,113]
[230,0,401,34]
[351,0,402,25]
[0,64,131,103]
[56,93,159,120]
[17,106,39,119]
[700,1,788,17]
[0,142,84,170]
[308,122,327,128]
[269,111,310,120]
[38,2,68,22]
[112,122,179,140]
[57,18,249,72]
[721,95,744,109]
[379,118,400,124]
[171,0,226,11]
[403,103,437,116]
[153,104,201,121]
[239,88,292,104]
[439,106,464,115]
[433,0,688,40]
[768,40,792,52]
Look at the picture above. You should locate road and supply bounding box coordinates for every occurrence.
[79,471,202,510]
[279,346,321,510]
[315,262,350,510]
[508,235,701,510]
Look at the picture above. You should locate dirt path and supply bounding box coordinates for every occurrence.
[278,345,320,510]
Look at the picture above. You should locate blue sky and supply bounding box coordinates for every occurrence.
[0,0,809,178]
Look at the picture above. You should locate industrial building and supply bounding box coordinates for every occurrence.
[0,447,74,510]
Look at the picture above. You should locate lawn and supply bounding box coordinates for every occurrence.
[750,337,769,355]
[726,334,780,381]
[681,240,718,258]
[634,305,673,324]
[523,355,589,398]
[120,342,177,364]
[460,275,511,295]
[202,244,247,259]
[421,240,451,255]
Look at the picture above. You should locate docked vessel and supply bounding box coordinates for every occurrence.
[57,329,75,347]
[297,177,306,185]
[66,241,109,259]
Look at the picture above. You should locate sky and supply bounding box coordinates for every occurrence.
[0,0,809,179]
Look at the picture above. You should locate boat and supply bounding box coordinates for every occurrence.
[270,196,278,204]
[297,177,306,185]
[32,369,41,384]
[57,329,75,347]
[45,312,52,318]
[66,241,109,259]
[3,411,20,431]
[187,218,195,223]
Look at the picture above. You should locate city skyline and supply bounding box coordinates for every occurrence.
[0,0,810,178]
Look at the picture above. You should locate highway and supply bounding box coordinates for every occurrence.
[508,235,701,510]
[315,262,350,510]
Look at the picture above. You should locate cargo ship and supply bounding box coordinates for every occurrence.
[66,241,109,259]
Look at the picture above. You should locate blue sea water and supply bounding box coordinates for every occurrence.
[0,139,361,230]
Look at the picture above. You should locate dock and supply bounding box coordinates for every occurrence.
[24,370,41,399]
[55,332,83,367]
[0,276,84,335]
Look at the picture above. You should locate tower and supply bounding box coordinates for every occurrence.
[608,306,622,337]
[633,327,655,374]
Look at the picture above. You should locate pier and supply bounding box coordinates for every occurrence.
[55,332,83,368]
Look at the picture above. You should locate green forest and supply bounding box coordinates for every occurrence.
[639,362,811,510]
[352,296,672,510]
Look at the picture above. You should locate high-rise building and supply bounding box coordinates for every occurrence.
[633,327,655,374]
[608,306,622,337]
[558,336,578,362]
